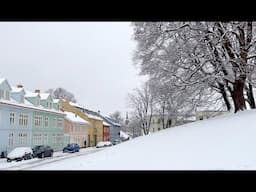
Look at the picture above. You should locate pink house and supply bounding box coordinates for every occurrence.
[64,111,90,147]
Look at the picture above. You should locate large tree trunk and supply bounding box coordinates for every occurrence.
[232,77,246,113]
[246,83,256,109]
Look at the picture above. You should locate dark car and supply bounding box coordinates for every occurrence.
[112,139,122,145]
[63,143,80,153]
[32,145,54,158]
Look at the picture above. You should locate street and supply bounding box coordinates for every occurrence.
[0,147,105,170]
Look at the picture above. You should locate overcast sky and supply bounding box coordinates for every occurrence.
[0,22,145,117]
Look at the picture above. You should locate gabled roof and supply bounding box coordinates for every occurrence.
[40,93,51,100]
[0,78,11,90]
[0,78,6,84]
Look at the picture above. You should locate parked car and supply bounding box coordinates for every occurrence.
[32,145,54,158]
[96,141,113,148]
[112,139,122,145]
[7,147,33,162]
[63,143,80,153]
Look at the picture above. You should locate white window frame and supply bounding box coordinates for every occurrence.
[45,116,49,128]
[10,112,15,126]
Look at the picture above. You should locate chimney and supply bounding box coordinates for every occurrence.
[17,84,23,88]
[34,89,40,93]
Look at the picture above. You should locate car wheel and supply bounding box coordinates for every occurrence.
[7,159,11,162]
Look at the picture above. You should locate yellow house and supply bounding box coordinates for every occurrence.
[60,100,104,147]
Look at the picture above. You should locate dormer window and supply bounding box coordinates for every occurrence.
[5,90,10,100]
[0,90,3,99]
[21,95,24,103]
[36,99,40,106]
[0,90,10,100]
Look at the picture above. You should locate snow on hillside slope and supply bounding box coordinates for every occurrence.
[33,110,256,170]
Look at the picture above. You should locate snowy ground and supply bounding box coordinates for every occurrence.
[3,110,256,170]
[0,147,104,170]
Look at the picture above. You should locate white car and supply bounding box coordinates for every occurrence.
[7,147,33,162]
[96,141,113,148]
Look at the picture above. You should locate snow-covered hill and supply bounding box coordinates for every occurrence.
[33,110,256,170]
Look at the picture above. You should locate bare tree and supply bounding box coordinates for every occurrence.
[109,111,123,124]
[128,82,155,135]
[46,87,77,103]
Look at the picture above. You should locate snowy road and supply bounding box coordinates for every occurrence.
[0,147,105,170]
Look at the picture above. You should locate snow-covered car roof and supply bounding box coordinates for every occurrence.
[96,141,112,148]
[7,147,33,159]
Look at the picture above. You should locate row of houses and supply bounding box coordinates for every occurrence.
[0,77,122,154]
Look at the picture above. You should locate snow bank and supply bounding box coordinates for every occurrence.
[32,110,256,170]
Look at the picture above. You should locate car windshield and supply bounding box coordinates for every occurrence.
[34,146,43,150]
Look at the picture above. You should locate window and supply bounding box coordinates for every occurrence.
[10,112,15,125]
[53,118,57,128]
[8,133,14,147]
[36,99,40,106]
[0,90,3,99]
[33,134,42,145]
[158,128,160,131]
[5,90,10,100]
[19,113,28,127]
[56,134,63,144]
[158,119,161,124]
[18,133,27,145]
[57,118,63,128]
[21,95,24,103]
[35,115,42,127]
[52,134,56,144]
[49,102,52,109]
[45,116,49,128]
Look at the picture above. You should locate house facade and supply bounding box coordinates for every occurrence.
[25,91,65,151]
[103,121,110,141]
[64,111,89,147]
[0,80,33,153]
[60,100,104,147]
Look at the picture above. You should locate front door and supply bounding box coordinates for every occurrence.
[94,135,97,146]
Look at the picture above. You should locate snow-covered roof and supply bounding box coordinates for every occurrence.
[40,93,50,100]
[0,98,65,115]
[11,86,24,93]
[0,78,6,84]
[53,99,60,103]
[25,91,40,98]
[103,121,110,126]
[64,112,89,124]
[70,102,85,109]
[87,113,103,121]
